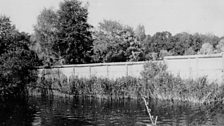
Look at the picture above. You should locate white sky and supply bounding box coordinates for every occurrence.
[0,0,224,36]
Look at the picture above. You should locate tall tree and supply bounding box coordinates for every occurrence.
[33,8,58,66]
[135,24,146,41]
[53,0,93,64]
[33,0,93,65]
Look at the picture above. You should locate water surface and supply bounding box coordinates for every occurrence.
[1,96,224,126]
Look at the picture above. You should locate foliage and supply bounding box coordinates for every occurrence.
[0,16,39,100]
[198,43,214,55]
[159,50,173,59]
[92,20,144,62]
[199,33,220,47]
[33,0,93,65]
[145,31,172,54]
[135,24,146,41]
[170,32,193,55]
[216,39,224,53]
[184,47,196,55]
[33,8,58,66]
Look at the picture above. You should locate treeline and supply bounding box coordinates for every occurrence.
[29,0,224,66]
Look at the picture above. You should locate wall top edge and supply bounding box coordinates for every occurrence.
[37,60,164,69]
[164,53,223,60]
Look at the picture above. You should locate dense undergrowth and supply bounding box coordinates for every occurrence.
[34,61,224,104]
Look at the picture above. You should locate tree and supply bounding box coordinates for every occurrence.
[53,0,93,64]
[144,31,172,59]
[33,8,58,66]
[170,32,192,55]
[216,39,224,53]
[198,43,214,55]
[135,24,146,41]
[93,20,144,62]
[184,47,196,55]
[191,33,203,53]
[199,33,220,48]
[33,0,93,65]
[159,50,173,59]
[0,16,39,100]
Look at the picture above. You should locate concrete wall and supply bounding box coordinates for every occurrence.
[38,53,224,83]
[38,61,146,80]
[164,53,224,83]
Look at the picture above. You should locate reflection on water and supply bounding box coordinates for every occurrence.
[1,96,224,126]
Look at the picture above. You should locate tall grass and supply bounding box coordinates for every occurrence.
[70,76,141,99]
[34,62,224,104]
[141,61,224,104]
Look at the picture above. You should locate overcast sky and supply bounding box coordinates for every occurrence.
[0,0,224,36]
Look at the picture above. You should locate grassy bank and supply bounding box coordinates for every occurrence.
[32,62,224,104]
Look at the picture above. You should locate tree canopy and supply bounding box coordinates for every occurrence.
[33,0,93,65]
[92,20,144,62]
[0,16,39,100]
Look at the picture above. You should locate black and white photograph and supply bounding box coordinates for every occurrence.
[0,0,224,125]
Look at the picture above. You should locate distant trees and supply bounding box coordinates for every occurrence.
[143,31,173,60]
[0,16,39,100]
[92,20,144,62]
[216,39,224,53]
[33,0,93,65]
[198,43,214,54]
[92,21,223,62]
[30,0,224,64]
[30,0,223,64]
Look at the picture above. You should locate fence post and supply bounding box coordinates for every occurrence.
[107,64,109,78]
[89,66,91,78]
[73,67,76,77]
[188,58,192,79]
[126,63,128,77]
[222,53,224,83]
[196,56,199,79]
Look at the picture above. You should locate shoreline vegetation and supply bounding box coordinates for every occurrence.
[30,61,224,105]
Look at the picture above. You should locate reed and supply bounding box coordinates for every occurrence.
[141,61,224,104]
[34,62,224,104]
[70,76,141,99]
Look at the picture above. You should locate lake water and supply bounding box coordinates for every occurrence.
[0,96,224,126]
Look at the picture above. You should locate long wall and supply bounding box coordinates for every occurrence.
[164,53,224,84]
[39,61,147,80]
[39,53,224,84]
